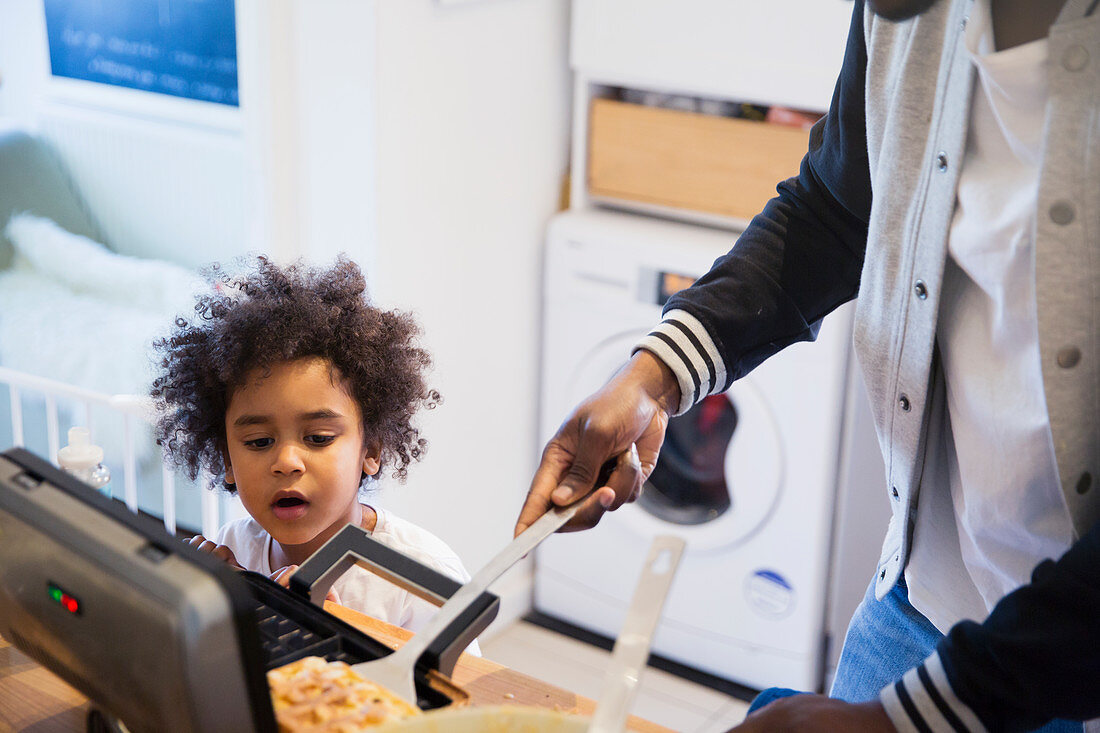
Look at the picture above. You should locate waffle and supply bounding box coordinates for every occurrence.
[268,656,422,732]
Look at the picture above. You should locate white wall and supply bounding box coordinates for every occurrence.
[0,0,45,127]
[235,0,380,269]
[367,0,571,584]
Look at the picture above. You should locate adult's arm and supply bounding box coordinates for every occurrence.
[637,0,872,414]
[882,519,1100,732]
[517,0,874,534]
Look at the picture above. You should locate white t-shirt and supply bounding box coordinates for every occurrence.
[905,0,1075,631]
[215,506,481,655]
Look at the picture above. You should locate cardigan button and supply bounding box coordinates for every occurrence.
[1057,346,1081,369]
[1050,201,1076,225]
[914,280,928,300]
[935,152,949,172]
[898,394,911,412]
[1077,473,1093,495]
[1063,45,1089,72]
[891,486,900,500]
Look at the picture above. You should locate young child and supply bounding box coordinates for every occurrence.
[151,256,475,644]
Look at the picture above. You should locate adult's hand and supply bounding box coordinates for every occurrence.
[515,350,681,536]
[728,696,895,732]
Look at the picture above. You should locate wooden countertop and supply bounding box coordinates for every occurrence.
[0,604,672,733]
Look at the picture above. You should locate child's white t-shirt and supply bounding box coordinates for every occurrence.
[214,505,481,655]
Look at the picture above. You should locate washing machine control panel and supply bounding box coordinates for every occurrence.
[653,269,698,306]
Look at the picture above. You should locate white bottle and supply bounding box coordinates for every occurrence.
[57,427,111,496]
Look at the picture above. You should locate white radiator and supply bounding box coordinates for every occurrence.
[36,96,249,268]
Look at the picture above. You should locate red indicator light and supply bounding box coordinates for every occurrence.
[47,582,81,615]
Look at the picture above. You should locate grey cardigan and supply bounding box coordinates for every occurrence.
[639,0,1099,599]
[636,0,1100,726]
[858,0,1098,598]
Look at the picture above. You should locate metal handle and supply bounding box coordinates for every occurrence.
[290,523,499,677]
[354,500,580,680]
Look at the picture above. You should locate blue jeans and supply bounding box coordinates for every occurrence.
[748,577,1082,731]
[828,575,942,702]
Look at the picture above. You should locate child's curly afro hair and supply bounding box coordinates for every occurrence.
[150,255,440,490]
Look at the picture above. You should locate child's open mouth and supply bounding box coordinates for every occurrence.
[271,495,309,521]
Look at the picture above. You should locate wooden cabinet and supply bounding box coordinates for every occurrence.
[570,0,853,227]
[587,98,811,223]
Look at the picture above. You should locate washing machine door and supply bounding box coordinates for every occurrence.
[565,330,784,552]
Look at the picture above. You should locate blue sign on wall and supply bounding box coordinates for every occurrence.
[44,0,239,107]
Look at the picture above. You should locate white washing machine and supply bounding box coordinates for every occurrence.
[535,209,889,692]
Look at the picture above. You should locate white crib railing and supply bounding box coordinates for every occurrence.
[0,365,221,538]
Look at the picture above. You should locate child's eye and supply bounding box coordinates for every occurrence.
[305,435,336,446]
[244,437,274,449]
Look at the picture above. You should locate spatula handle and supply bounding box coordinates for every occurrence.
[384,501,581,672]
[588,535,686,733]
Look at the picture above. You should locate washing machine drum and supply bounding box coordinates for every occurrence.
[642,395,736,525]
[566,331,785,551]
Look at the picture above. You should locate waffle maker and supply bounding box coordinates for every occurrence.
[0,447,498,733]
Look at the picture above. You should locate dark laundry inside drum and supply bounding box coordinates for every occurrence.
[640,394,736,525]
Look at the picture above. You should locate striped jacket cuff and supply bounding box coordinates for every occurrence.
[879,652,989,733]
[632,309,727,416]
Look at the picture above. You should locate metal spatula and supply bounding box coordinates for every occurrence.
[588,534,686,733]
[350,498,585,706]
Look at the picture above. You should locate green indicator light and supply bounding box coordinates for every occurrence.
[47,582,80,614]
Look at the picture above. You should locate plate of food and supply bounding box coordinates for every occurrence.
[267,656,587,732]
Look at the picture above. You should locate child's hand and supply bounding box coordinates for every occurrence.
[184,534,244,570]
[269,565,342,605]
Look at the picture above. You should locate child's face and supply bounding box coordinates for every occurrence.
[223,357,380,551]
